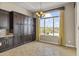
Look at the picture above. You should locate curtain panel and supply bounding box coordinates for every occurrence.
[59,10,65,45]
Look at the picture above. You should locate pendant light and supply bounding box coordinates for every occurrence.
[35,2,45,18]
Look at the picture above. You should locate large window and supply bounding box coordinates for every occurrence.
[40,10,60,37]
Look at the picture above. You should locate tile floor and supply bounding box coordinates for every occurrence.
[0,41,76,56]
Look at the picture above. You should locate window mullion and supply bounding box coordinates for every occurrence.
[53,18,54,36]
[44,19,45,35]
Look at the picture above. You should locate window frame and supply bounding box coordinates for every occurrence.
[40,10,60,37]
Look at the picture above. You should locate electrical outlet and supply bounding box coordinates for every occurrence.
[68,41,71,44]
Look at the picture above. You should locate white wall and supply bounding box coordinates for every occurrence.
[64,3,75,47]
[0,2,32,16]
[76,2,79,56]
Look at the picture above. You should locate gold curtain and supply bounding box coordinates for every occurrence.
[59,10,65,45]
[36,17,40,41]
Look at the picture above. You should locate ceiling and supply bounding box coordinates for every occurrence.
[15,2,69,13]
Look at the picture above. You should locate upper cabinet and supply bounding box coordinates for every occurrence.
[0,9,9,31]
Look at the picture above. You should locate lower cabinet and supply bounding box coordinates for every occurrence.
[0,37,13,52]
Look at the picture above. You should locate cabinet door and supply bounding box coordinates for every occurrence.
[24,17,34,42]
[14,13,24,46]
[0,39,6,51]
[0,37,13,52]
[27,17,35,41]
[13,12,36,46]
[23,17,28,42]
[0,11,9,30]
[7,37,13,48]
[28,18,33,41]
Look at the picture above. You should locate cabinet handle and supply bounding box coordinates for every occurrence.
[0,42,2,46]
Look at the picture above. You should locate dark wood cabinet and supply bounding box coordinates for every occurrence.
[0,9,14,52]
[0,9,36,52]
[9,11,36,47]
[32,18,36,41]
[0,9,9,30]
[0,37,13,52]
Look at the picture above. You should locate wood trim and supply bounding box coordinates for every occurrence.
[10,11,29,17]
[33,18,36,41]
[9,12,14,33]
[0,9,9,13]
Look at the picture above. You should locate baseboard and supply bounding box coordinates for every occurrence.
[36,40,76,48]
[39,40,59,44]
[65,44,76,48]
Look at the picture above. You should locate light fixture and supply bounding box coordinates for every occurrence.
[35,2,45,18]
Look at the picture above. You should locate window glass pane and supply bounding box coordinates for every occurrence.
[45,18,53,36]
[52,10,60,16]
[40,19,44,35]
[54,17,60,36]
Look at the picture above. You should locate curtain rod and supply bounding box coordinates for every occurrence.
[44,7,65,12]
